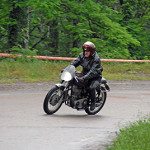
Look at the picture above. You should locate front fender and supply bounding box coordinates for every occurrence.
[104,83,110,91]
[101,84,110,92]
[55,83,65,90]
[55,83,63,87]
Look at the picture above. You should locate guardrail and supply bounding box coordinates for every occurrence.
[0,53,150,63]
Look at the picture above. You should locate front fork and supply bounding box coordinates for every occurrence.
[55,81,70,102]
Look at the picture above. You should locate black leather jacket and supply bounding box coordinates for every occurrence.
[71,52,103,80]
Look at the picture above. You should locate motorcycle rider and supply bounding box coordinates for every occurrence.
[71,41,103,111]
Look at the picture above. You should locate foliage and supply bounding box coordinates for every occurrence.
[11,46,37,55]
[0,0,149,59]
[120,0,150,59]
[108,118,150,150]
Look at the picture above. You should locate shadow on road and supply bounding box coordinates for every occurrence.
[42,113,105,120]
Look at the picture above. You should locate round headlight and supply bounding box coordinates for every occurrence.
[61,71,72,81]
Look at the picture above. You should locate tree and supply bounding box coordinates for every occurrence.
[0,0,149,59]
[7,0,28,51]
[120,0,150,59]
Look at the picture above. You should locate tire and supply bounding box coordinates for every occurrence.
[85,87,107,115]
[43,86,63,115]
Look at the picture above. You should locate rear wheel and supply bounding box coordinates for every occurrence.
[85,87,106,115]
[43,86,63,115]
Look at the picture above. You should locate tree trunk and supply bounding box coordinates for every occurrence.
[8,3,20,50]
[119,0,123,5]
[8,1,28,51]
[72,19,79,48]
[24,7,30,49]
[48,20,59,55]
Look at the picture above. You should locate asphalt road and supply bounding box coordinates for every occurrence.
[0,81,150,150]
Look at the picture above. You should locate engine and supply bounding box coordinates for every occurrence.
[66,85,86,109]
[71,85,82,99]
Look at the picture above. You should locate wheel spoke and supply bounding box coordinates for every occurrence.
[48,90,63,111]
[43,87,63,115]
[88,89,105,112]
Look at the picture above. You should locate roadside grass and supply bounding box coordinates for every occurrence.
[0,58,150,83]
[103,62,150,80]
[0,59,69,83]
[107,119,150,150]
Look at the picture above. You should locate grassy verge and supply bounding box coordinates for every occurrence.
[0,59,68,83]
[107,119,150,150]
[0,58,150,83]
[103,62,150,80]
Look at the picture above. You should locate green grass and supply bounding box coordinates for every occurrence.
[0,59,69,83]
[108,119,150,150]
[0,59,150,83]
[103,62,150,80]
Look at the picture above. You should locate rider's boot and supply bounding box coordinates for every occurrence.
[89,87,96,111]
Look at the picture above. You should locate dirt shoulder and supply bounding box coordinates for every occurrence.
[0,80,150,93]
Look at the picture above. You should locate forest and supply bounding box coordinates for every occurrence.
[0,0,150,59]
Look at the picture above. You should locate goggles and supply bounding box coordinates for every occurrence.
[83,48,90,52]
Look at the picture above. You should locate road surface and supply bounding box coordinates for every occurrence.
[0,81,150,150]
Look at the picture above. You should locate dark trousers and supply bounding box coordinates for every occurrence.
[75,73,101,102]
[86,77,101,103]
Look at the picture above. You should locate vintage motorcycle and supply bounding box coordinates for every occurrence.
[43,65,110,115]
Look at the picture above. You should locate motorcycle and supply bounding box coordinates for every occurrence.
[43,65,110,115]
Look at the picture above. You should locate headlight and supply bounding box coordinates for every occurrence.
[61,71,72,81]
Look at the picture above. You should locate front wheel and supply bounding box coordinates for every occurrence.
[43,86,63,115]
[85,87,107,115]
